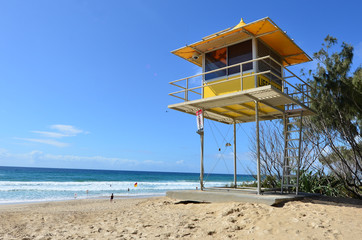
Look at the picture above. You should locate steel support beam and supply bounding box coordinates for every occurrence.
[233,121,237,188]
[245,93,284,113]
[255,101,261,195]
[203,109,234,124]
[238,103,268,115]
[221,106,251,117]
[199,111,204,190]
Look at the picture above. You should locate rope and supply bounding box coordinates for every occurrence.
[210,119,232,144]
[201,115,250,185]
[206,118,221,149]
[204,118,232,184]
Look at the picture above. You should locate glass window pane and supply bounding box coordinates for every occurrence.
[257,40,282,85]
[205,48,227,80]
[228,40,252,75]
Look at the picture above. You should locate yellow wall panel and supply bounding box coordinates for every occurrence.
[203,73,256,98]
[257,74,282,90]
[242,74,255,90]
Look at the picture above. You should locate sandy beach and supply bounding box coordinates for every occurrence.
[0,196,361,240]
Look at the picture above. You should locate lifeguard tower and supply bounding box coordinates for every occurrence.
[168,17,315,200]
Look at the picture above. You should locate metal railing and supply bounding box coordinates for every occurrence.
[169,55,314,108]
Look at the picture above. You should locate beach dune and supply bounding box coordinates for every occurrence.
[0,196,361,239]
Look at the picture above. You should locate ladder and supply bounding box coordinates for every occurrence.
[281,110,303,195]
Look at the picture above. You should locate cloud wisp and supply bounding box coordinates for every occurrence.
[31,131,69,139]
[0,148,164,169]
[32,124,86,138]
[17,124,87,147]
[50,124,86,136]
[176,160,184,165]
[15,138,69,147]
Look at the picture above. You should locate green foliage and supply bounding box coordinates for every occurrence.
[299,170,344,197]
[225,181,257,188]
[320,143,362,166]
[261,175,280,188]
[311,35,362,137]
[236,175,280,189]
[238,181,257,188]
[308,35,362,199]
[225,171,354,198]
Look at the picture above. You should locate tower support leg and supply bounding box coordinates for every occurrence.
[200,130,204,190]
[199,110,205,190]
[255,101,261,195]
[233,121,237,188]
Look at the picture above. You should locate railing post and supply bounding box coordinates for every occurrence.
[240,63,243,91]
[281,66,285,93]
[201,79,204,99]
[185,78,189,101]
[252,38,258,88]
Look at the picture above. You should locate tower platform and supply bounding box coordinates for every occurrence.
[168,85,314,124]
[166,188,309,206]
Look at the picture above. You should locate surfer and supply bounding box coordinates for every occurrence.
[110,193,114,202]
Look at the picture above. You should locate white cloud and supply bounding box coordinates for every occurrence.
[50,124,85,136]
[143,160,164,165]
[176,160,184,165]
[15,138,69,147]
[0,148,173,171]
[0,148,167,166]
[43,153,138,165]
[31,131,69,138]
[17,124,88,148]
[0,149,139,167]
[32,125,86,139]
[0,149,45,165]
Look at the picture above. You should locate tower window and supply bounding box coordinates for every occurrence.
[205,40,252,81]
[205,48,227,80]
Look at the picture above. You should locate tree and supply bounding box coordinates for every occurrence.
[248,119,321,188]
[309,35,362,198]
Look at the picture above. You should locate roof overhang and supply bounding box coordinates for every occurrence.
[172,17,311,67]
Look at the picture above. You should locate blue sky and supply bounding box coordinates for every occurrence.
[0,0,361,174]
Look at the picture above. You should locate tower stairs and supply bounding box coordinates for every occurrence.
[281,99,304,194]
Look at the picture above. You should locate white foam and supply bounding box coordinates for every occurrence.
[0,180,231,204]
[0,181,228,192]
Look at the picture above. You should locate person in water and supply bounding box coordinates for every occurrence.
[110,193,114,202]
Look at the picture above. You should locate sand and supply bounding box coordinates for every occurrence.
[0,196,361,240]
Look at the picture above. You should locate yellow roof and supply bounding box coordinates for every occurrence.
[172,17,311,67]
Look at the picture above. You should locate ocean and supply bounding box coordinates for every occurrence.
[0,166,255,204]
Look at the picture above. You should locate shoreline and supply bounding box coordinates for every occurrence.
[0,193,165,206]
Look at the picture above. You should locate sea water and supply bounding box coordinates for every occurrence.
[0,166,255,204]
